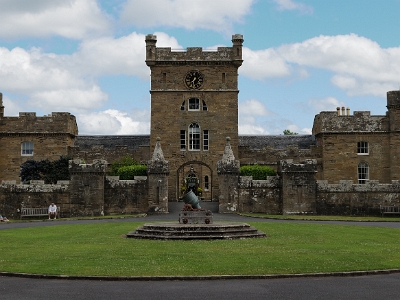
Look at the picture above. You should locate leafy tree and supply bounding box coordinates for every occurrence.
[240,165,276,180]
[20,156,71,184]
[20,160,43,183]
[283,129,298,135]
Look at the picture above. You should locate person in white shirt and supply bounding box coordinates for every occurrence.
[48,202,57,219]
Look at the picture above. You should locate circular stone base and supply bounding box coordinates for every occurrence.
[126,222,266,240]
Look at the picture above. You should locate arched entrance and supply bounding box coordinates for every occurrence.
[176,162,213,201]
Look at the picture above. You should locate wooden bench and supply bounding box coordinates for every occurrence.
[380,205,400,217]
[20,207,60,219]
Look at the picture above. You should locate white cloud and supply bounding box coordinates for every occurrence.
[244,34,400,97]
[77,109,150,135]
[75,32,181,79]
[2,95,22,116]
[239,99,272,116]
[0,0,111,39]
[238,99,272,134]
[273,0,313,14]
[308,97,345,113]
[120,0,255,34]
[241,47,291,79]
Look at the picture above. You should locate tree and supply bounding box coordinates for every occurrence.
[20,156,71,184]
[283,129,298,135]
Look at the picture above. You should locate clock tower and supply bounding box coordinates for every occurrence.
[145,34,243,201]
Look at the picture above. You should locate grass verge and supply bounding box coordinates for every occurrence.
[239,213,400,222]
[1,222,400,277]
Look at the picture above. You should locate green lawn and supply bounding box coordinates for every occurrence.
[0,222,399,277]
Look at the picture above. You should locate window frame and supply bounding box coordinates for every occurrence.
[21,141,34,156]
[188,98,200,111]
[357,141,369,155]
[188,123,200,151]
[203,130,209,151]
[180,130,186,150]
[357,162,369,184]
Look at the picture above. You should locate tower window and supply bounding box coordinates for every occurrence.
[189,123,200,150]
[181,101,185,111]
[21,141,34,156]
[203,130,209,151]
[202,100,208,111]
[222,73,226,83]
[188,98,200,111]
[358,162,369,184]
[357,141,369,155]
[180,130,186,150]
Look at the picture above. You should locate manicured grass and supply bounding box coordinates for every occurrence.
[239,213,400,222]
[0,222,399,277]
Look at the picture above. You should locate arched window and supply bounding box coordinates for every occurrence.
[188,98,200,111]
[180,101,185,111]
[188,123,200,150]
[358,162,369,184]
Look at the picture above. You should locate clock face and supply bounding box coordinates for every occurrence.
[185,70,204,89]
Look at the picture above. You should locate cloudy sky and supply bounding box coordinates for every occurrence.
[1,0,400,135]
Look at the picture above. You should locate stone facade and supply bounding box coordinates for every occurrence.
[1,36,400,218]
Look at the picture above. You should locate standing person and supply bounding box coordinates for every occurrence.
[48,202,57,219]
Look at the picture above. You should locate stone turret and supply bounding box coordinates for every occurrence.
[217,137,240,213]
[147,137,169,213]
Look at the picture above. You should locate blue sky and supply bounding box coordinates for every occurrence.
[1,0,400,135]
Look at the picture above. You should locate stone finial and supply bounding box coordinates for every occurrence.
[151,137,165,162]
[147,137,169,174]
[217,137,240,174]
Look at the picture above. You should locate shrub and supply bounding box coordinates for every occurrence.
[108,156,139,176]
[117,165,147,180]
[240,165,276,180]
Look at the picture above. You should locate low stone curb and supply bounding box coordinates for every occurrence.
[1,269,400,281]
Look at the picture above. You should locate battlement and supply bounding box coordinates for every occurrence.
[0,111,78,135]
[312,110,387,134]
[146,34,243,65]
[387,90,400,108]
[278,159,317,173]
[69,159,108,174]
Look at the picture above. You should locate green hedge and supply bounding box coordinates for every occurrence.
[240,165,276,180]
[116,165,147,180]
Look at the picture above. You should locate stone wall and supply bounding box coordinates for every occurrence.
[0,180,70,219]
[237,176,281,213]
[316,180,400,216]
[104,176,149,214]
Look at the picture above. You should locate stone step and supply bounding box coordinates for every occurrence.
[126,222,267,240]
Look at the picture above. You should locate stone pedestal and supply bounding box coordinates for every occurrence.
[147,137,169,213]
[179,210,213,224]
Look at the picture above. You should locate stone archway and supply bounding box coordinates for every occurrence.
[176,162,213,201]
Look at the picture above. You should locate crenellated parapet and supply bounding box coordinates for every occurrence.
[0,112,78,136]
[68,159,107,174]
[317,179,400,192]
[145,34,243,66]
[312,111,388,135]
[278,159,317,174]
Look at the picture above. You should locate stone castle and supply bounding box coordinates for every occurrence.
[1,34,400,218]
